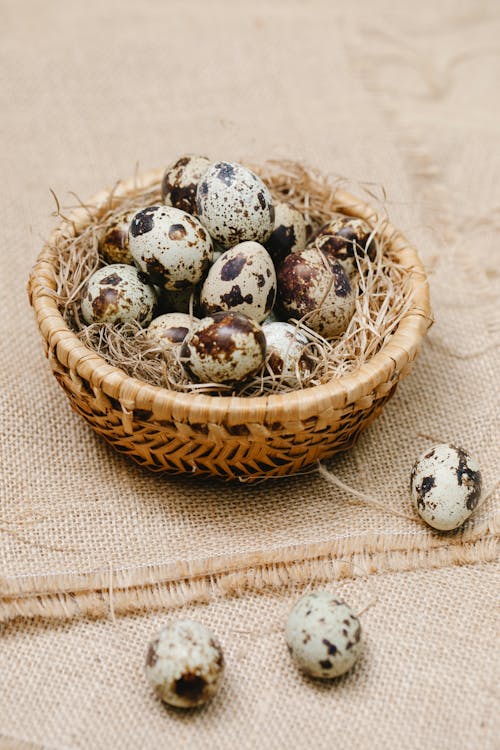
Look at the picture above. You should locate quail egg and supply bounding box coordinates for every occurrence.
[129,205,212,291]
[147,312,198,350]
[410,443,482,531]
[211,241,226,264]
[181,311,266,384]
[285,591,363,679]
[200,241,276,323]
[312,216,377,276]
[145,619,224,708]
[161,154,211,215]
[81,264,156,326]
[263,321,312,386]
[277,247,356,338]
[196,161,275,247]
[263,309,279,324]
[157,285,200,316]
[265,202,307,267]
[99,210,136,265]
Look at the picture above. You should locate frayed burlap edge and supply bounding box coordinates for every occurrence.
[1,511,498,623]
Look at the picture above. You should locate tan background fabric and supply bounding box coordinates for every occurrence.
[1,564,499,750]
[0,0,499,747]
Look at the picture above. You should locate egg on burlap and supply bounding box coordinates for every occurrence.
[285,591,363,679]
[145,620,224,708]
[410,444,482,531]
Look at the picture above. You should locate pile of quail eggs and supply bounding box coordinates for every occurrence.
[82,155,377,388]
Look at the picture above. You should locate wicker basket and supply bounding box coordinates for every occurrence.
[28,167,431,481]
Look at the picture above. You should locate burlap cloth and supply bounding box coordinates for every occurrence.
[1,0,498,747]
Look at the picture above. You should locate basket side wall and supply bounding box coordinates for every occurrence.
[46,339,417,480]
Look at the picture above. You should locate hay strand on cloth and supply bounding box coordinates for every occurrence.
[49,160,417,396]
[318,463,500,525]
[318,463,420,523]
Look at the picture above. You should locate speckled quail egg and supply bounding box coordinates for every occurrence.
[410,444,482,531]
[161,154,211,215]
[312,216,377,276]
[263,321,311,386]
[99,210,136,265]
[265,202,307,267]
[196,161,275,247]
[145,620,224,708]
[157,285,200,316]
[181,311,266,384]
[129,205,213,291]
[201,241,276,323]
[263,309,279,324]
[147,312,198,350]
[211,241,226,265]
[81,264,156,326]
[277,247,356,338]
[285,591,363,679]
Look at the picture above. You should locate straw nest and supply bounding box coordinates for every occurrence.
[28,160,432,480]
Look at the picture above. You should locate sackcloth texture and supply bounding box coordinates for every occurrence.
[0,0,498,748]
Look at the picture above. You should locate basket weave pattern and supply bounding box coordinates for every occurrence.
[28,169,431,481]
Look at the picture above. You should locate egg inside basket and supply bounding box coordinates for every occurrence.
[28,160,431,481]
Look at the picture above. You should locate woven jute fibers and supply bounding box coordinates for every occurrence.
[0,0,499,747]
[1,564,499,750]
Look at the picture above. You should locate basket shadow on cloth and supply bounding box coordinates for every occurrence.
[27,168,432,481]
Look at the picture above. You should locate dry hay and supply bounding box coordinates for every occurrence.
[48,160,415,396]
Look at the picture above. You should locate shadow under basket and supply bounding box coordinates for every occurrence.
[28,166,431,482]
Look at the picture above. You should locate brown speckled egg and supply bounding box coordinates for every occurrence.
[265,202,307,267]
[81,264,157,325]
[129,205,213,291]
[196,162,275,247]
[161,154,211,215]
[200,241,276,323]
[286,591,363,679]
[211,241,226,265]
[263,309,279,324]
[312,216,377,276]
[411,444,482,531]
[145,620,224,708]
[99,210,136,265]
[157,285,200,316]
[263,321,312,386]
[181,311,266,384]
[277,247,356,338]
[147,313,198,350]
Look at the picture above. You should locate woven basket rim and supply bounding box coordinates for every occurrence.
[28,166,431,425]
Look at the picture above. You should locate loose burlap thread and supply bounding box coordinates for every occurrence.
[1,0,499,748]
